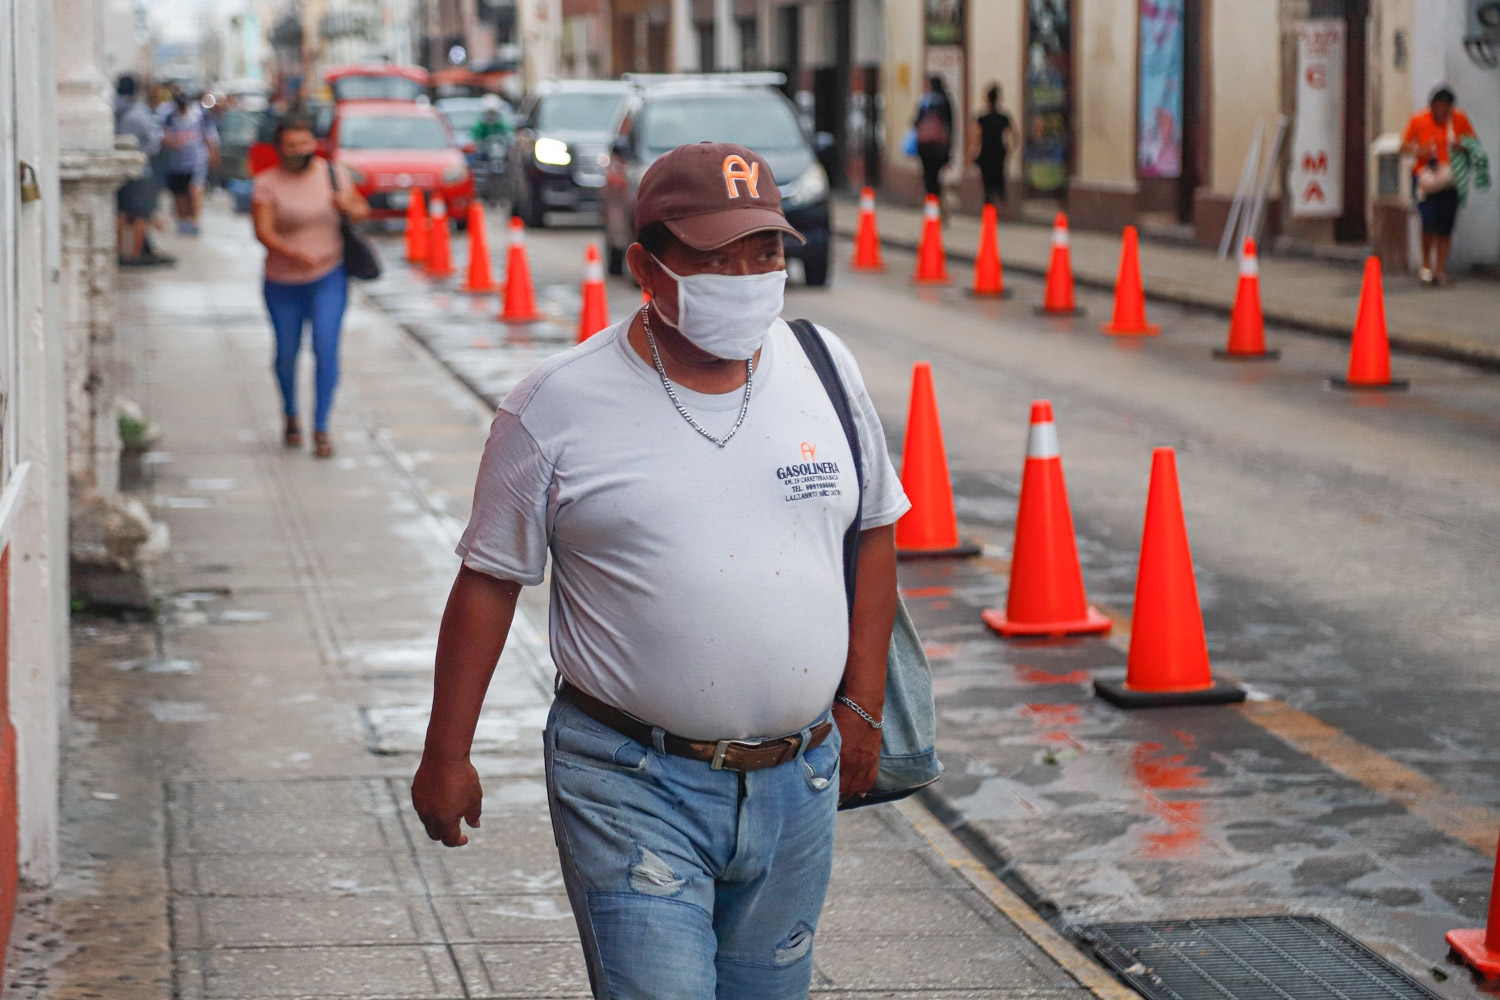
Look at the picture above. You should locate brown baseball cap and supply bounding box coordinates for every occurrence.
[635,141,805,250]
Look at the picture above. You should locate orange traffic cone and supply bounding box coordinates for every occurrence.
[405,189,428,263]
[970,203,1010,298]
[1447,832,1500,979]
[981,401,1111,637]
[851,187,885,272]
[1101,226,1159,336]
[460,203,497,293]
[499,216,540,323]
[577,243,610,342]
[1095,448,1244,708]
[1330,256,1408,390]
[425,199,454,278]
[895,363,980,559]
[1214,238,1278,360]
[912,195,952,285]
[1034,213,1084,316]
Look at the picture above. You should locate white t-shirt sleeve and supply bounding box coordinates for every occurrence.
[455,408,553,586]
[819,326,911,529]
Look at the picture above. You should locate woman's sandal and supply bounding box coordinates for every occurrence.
[313,432,334,459]
[284,418,303,449]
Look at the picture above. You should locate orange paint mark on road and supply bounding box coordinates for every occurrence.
[1133,741,1208,858]
[1022,704,1082,726]
[923,643,956,660]
[902,586,954,598]
[1016,665,1091,685]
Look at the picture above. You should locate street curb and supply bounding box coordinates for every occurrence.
[895,796,1136,999]
[831,217,1500,374]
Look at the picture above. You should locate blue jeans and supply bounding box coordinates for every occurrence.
[263,266,347,433]
[544,697,840,1000]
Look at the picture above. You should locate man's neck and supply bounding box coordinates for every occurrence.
[626,306,758,395]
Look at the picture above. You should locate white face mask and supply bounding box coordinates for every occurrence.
[652,257,787,360]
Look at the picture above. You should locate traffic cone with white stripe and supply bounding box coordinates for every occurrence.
[895,362,980,559]
[1101,226,1159,335]
[461,203,497,293]
[1214,238,1278,360]
[1330,256,1408,390]
[577,243,610,343]
[1095,448,1244,708]
[913,195,952,285]
[499,216,540,323]
[851,187,885,272]
[982,401,1111,637]
[1447,833,1500,979]
[405,188,428,263]
[1034,213,1084,316]
[425,199,454,279]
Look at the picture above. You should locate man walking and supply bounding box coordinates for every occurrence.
[412,142,908,998]
[158,86,218,235]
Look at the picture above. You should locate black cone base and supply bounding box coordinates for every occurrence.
[897,539,983,561]
[1328,376,1410,391]
[1094,677,1245,709]
[1213,348,1281,360]
[1033,305,1087,317]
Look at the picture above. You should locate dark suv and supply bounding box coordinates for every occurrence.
[601,76,832,285]
[508,79,631,227]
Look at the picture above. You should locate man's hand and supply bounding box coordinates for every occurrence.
[410,754,483,847]
[833,701,882,803]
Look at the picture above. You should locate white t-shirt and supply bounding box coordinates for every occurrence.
[457,317,909,740]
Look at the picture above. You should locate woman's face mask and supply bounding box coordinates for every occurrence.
[281,152,314,173]
[650,256,786,360]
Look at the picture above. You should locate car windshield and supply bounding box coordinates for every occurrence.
[339,115,450,150]
[441,107,484,134]
[534,93,623,132]
[638,94,806,154]
[332,77,424,102]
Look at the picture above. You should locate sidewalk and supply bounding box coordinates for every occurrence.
[4,199,1123,998]
[837,196,1500,369]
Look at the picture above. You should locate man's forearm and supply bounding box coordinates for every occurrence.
[424,566,522,761]
[841,525,898,716]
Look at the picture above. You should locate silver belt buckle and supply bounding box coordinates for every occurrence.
[710,736,769,771]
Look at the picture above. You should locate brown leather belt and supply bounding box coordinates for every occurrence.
[556,679,833,773]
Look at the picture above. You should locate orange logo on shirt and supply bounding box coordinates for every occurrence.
[722,155,761,200]
[800,442,817,461]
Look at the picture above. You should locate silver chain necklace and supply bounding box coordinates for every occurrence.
[640,304,754,449]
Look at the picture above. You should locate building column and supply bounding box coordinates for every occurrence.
[670,0,698,71]
[714,0,739,70]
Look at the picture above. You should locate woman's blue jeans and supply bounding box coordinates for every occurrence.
[544,697,841,999]
[263,266,347,433]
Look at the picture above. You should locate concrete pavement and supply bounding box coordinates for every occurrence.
[3,198,1121,999]
[835,196,1500,370]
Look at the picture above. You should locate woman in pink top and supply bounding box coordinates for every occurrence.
[252,117,369,458]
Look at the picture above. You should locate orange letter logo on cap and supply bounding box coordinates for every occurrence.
[722,155,761,200]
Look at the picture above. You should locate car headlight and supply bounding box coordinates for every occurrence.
[441,164,469,184]
[534,137,572,166]
[780,163,829,209]
[343,164,367,186]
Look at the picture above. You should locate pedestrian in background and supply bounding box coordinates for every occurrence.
[114,74,173,268]
[1403,85,1479,287]
[972,83,1014,209]
[158,86,219,235]
[913,75,955,210]
[412,141,908,997]
[251,116,369,459]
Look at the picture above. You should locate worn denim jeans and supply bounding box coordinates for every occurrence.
[543,696,841,1000]
[263,265,347,433]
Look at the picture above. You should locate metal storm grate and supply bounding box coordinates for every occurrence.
[1077,916,1443,1000]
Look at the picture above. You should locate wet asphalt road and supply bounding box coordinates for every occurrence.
[363,208,1500,996]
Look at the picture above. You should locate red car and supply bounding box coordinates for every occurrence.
[329,101,475,222]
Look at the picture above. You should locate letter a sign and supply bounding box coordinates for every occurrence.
[1290,20,1345,218]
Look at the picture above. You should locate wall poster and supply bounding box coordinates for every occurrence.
[1137,0,1184,178]
[1289,19,1345,218]
[1024,0,1072,194]
[924,0,964,46]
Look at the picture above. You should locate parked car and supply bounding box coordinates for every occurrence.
[508,79,631,227]
[601,75,832,285]
[329,101,475,223]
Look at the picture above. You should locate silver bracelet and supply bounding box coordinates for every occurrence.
[836,694,883,730]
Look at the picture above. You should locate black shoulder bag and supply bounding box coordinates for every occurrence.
[789,319,943,809]
[327,161,382,280]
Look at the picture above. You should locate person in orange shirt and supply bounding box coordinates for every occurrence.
[1402,85,1477,286]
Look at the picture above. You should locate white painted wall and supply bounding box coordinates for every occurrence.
[968,0,1023,178]
[880,0,922,177]
[1075,0,1138,187]
[1209,1,1282,194]
[1412,0,1500,267]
